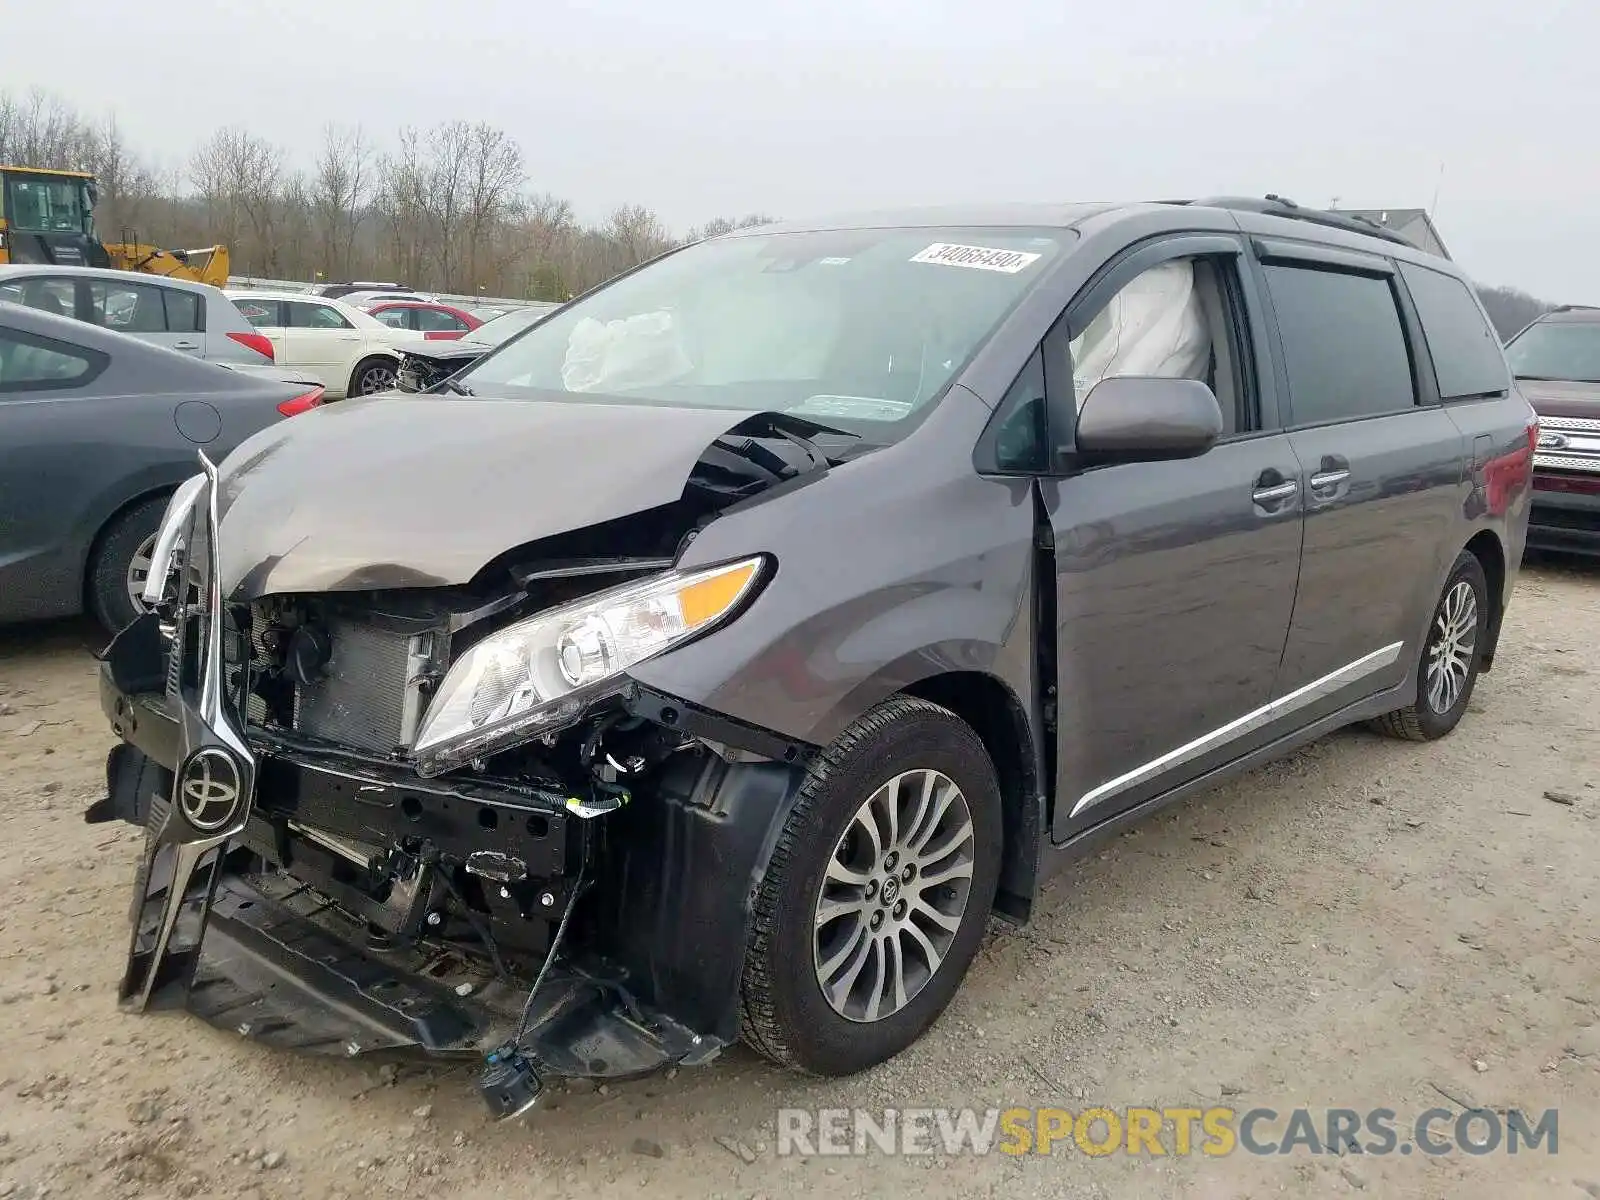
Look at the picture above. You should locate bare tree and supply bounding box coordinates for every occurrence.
[312,124,373,281]
[0,88,93,168]
[373,127,432,286]
[1475,283,1553,340]
[686,213,777,242]
[189,128,287,275]
[605,204,672,266]
[458,123,525,290]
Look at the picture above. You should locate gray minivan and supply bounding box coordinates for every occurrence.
[94,196,1535,1116]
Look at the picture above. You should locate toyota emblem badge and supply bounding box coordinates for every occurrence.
[178,748,244,833]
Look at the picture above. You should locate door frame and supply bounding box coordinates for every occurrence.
[981,231,1308,840]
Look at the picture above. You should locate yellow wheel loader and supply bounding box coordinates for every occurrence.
[0,165,229,286]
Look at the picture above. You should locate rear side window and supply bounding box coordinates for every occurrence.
[0,327,105,393]
[234,298,282,327]
[1398,263,1509,399]
[89,280,170,333]
[1263,264,1416,424]
[414,307,467,332]
[7,277,75,320]
[373,307,410,329]
[288,302,353,329]
[162,289,203,333]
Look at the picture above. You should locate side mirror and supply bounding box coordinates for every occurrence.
[1074,376,1223,462]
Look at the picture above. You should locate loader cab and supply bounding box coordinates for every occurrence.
[0,167,107,268]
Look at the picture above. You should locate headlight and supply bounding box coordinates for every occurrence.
[412,556,766,773]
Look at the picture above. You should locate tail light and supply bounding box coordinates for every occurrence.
[422,330,459,341]
[228,331,276,361]
[276,386,324,417]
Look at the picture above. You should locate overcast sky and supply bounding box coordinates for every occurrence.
[7,0,1596,300]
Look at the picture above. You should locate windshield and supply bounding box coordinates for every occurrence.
[458,226,1072,432]
[473,305,554,346]
[3,174,91,235]
[1505,319,1600,383]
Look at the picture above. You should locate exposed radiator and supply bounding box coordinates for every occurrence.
[295,618,435,754]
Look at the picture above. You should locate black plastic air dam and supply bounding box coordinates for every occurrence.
[137,862,717,1076]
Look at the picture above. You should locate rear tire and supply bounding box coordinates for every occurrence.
[87,496,168,635]
[349,356,397,397]
[739,696,1002,1076]
[1370,550,1488,742]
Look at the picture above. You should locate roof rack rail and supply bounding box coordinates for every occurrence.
[1171,194,1414,248]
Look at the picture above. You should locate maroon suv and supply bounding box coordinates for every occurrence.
[1506,305,1600,556]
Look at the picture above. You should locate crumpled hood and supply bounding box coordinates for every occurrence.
[214,394,748,600]
[394,335,493,362]
[1519,378,1600,420]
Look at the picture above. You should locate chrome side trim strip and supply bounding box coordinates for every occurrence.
[1068,641,1405,819]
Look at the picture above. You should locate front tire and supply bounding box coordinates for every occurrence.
[1371,549,1489,742]
[740,696,1002,1075]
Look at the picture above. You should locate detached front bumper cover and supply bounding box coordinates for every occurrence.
[120,451,262,1013]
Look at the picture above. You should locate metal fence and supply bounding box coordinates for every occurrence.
[225,276,552,313]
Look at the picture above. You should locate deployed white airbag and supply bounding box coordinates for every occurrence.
[561,311,694,393]
[1070,260,1210,406]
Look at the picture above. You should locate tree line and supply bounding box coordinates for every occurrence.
[0,88,770,300]
[0,87,1562,321]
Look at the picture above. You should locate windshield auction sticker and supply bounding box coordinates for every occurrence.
[910,243,1043,273]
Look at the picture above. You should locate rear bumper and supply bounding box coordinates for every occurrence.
[1528,477,1600,556]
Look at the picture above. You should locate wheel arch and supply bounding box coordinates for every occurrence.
[902,670,1044,925]
[1463,528,1507,671]
[79,482,181,613]
[347,352,400,397]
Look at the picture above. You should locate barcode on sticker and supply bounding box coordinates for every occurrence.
[910,243,1042,273]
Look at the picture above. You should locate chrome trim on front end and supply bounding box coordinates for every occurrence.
[120,451,260,1012]
[1069,642,1405,819]
[1538,415,1600,434]
[141,472,206,606]
[1534,452,1600,475]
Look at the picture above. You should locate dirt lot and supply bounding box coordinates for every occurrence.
[0,559,1597,1200]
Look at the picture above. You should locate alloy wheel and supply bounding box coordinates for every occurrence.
[813,769,976,1023]
[125,533,158,614]
[358,363,396,394]
[1424,579,1478,714]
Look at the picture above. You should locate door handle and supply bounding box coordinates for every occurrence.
[174,341,199,351]
[1309,468,1350,490]
[1252,480,1298,504]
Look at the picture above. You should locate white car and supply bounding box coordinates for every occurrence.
[224,290,411,398]
[342,289,437,307]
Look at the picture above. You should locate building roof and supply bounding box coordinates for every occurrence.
[1339,209,1451,260]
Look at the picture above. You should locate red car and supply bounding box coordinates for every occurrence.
[362,300,482,341]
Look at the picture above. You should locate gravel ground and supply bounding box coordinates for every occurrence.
[0,558,1596,1200]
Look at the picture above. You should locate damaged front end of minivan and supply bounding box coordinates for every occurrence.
[91,397,850,1118]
